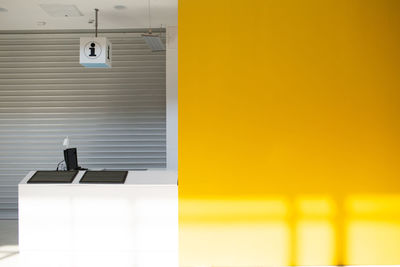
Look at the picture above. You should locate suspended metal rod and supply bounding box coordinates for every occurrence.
[147,0,152,34]
[95,8,99,37]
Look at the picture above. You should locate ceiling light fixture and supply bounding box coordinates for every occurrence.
[114,5,127,10]
[142,0,165,52]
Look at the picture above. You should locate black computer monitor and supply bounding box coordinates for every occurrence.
[64,148,78,170]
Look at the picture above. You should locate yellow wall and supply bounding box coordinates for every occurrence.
[178,0,400,266]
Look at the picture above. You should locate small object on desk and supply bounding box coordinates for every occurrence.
[27,171,78,184]
[64,148,78,170]
[79,171,128,184]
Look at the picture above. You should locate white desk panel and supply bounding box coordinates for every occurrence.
[18,170,178,267]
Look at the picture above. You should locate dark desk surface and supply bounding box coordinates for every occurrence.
[79,171,128,184]
[28,171,78,184]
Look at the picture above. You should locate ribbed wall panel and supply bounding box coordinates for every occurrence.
[0,31,166,219]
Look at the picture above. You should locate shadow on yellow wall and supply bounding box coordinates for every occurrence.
[178,0,400,266]
[180,195,400,266]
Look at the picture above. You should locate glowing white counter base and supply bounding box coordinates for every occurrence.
[18,170,178,267]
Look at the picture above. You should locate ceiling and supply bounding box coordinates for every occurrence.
[0,0,177,31]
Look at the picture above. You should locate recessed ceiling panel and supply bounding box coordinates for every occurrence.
[40,4,83,17]
[0,0,177,31]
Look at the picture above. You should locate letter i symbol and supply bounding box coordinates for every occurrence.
[89,43,96,57]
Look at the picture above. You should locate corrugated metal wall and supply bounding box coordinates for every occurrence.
[0,31,166,219]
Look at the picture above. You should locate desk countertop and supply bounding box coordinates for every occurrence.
[19,170,178,186]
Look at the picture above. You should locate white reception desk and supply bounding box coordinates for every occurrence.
[18,170,178,267]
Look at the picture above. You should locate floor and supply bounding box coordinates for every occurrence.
[0,220,18,267]
[0,220,391,267]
